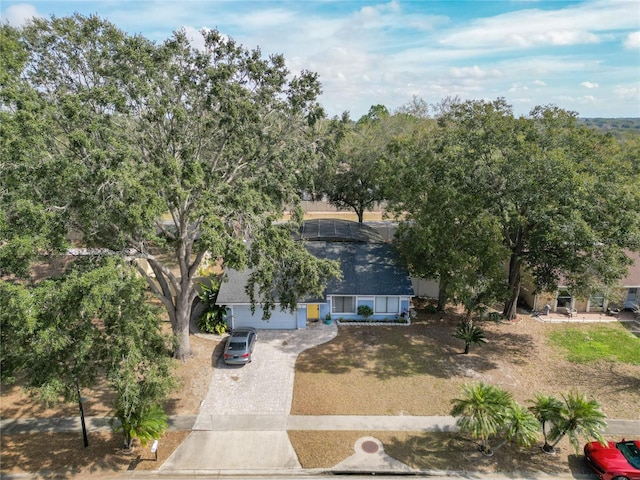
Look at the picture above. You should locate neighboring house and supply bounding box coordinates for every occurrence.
[216,219,414,330]
[521,250,640,313]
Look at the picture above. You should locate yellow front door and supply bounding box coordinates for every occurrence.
[307,304,319,321]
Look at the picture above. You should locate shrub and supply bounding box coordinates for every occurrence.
[486,311,503,322]
[197,281,228,334]
[357,305,374,320]
[424,303,438,314]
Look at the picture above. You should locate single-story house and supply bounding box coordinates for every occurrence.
[216,219,414,330]
[521,250,640,313]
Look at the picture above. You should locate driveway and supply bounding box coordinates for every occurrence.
[161,322,337,471]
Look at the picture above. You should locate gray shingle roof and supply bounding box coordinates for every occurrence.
[217,219,413,304]
[304,241,414,296]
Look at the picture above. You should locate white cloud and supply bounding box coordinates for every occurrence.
[450,65,503,79]
[614,84,640,100]
[2,3,40,26]
[240,8,296,30]
[532,80,546,86]
[440,1,636,50]
[509,83,529,93]
[624,31,640,49]
[581,81,599,89]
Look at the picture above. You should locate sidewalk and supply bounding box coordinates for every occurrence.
[2,413,638,435]
[2,414,638,478]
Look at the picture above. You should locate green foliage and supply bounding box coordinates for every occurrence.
[528,391,606,453]
[197,281,228,335]
[497,402,540,451]
[548,325,640,364]
[485,311,503,323]
[313,106,411,222]
[247,224,340,319]
[112,404,168,449]
[423,303,438,314]
[357,305,374,320]
[5,14,338,359]
[387,98,640,319]
[452,322,487,354]
[450,382,537,455]
[0,256,176,449]
[529,393,565,451]
[548,392,607,453]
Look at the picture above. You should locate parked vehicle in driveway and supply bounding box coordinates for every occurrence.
[584,439,640,480]
[223,327,257,365]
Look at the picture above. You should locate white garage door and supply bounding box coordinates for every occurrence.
[228,304,297,330]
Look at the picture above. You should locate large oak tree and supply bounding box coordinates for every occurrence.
[3,15,338,359]
[387,98,640,318]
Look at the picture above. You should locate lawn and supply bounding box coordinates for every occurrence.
[289,312,640,471]
[292,316,640,418]
[2,311,639,477]
[548,324,640,364]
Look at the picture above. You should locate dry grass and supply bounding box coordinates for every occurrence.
[1,331,220,478]
[292,312,640,419]
[288,430,599,476]
[2,308,639,477]
[289,308,640,471]
[0,431,189,476]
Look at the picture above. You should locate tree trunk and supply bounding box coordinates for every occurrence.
[172,278,195,360]
[464,342,470,354]
[437,274,450,311]
[502,253,522,320]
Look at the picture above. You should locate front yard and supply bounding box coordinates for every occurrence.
[292,314,640,418]
[1,309,638,476]
[289,311,640,472]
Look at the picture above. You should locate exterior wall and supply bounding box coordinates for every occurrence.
[328,295,412,321]
[296,307,307,329]
[624,287,639,309]
[226,304,297,330]
[319,303,332,322]
[298,200,385,213]
[411,277,440,298]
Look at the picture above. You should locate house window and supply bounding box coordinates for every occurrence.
[332,296,355,314]
[589,293,605,311]
[375,296,399,314]
[626,288,638,309]
[556,289,572,309]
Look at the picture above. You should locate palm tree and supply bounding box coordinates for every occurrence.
[548,392,607,453]
[529,393,564,453]
[113,404,168,450]
[450,382,513,455]
[493,402,540,452]
[453,322,487,354]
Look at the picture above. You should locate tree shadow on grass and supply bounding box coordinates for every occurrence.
[0,432,131,476]
[295,320,537,382]
[380,431,586,478]
[0,378,116,420]
[366,320,536,381]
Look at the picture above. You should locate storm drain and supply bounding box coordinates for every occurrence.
[361,440,379,454]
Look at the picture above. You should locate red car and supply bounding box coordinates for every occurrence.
[584,439,640,480]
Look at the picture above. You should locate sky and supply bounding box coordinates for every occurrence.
[2,0,639,119]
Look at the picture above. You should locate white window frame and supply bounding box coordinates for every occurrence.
[375,296,399,314]
[332,296,356,314]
